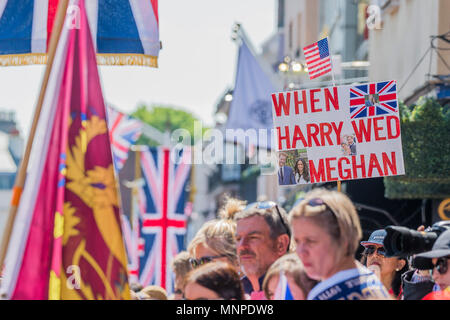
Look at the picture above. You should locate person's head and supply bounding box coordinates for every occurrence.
[171,251,193,300]
[346,135,354,145]
[130,290,139,300]
[360,229,408,295]
[415,230,450,290]
[341,142,350,153]
[188,198,244,271]
[234,201,292,280]
[289,188,362,281]
[129,282,143,293]
[139,285,168,300]
[183,261,245,300]
[278,152,287,167]
[294,158,310,181]
[263,253,318,300]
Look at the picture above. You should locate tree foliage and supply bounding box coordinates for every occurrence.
[131,104,206,146]
[384,97,450,199]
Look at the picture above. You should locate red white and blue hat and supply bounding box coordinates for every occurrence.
[360,229,387,247]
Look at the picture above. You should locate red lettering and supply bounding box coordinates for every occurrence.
[338,157,352,180]
[373,116,386,141]
[352,119,372,143]
[319,123,333,146]
[387,115,400,139]
[272,92,291,117]
[277,126,291,149]
[332,121,343,145]
[294,90,308,114]
[324,87,339,111]
[309,159,325,183]
[325,157,338,181]
[309,89,321,113]
[352,155,366,178]
[306,123,320,147]
[368,153,383,177]
[292,125,307,149]
[382,151,397,175]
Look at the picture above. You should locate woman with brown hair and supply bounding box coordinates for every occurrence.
[262,253,317,300]
[294,158,310,184]
[360,229,409,299]
[183,261,245,300]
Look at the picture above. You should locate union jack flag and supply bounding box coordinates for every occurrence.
[106,106,142,171]
[349,80,398,119]
[0,0,160,67]
[122,147,191,293]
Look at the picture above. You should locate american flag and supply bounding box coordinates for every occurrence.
[122,147,191,292]
[303,38,332,80]
[349,80,398,119]
[106,106,142,171]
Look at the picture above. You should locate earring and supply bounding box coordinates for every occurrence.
[395,268,400,271]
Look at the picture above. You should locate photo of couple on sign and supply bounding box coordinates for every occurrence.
[341,133,357,156]
[278,150,310,185]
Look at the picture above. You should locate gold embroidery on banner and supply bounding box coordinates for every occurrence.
[61,116,129,299]
[0,53,158,67]
[48,270,61,300]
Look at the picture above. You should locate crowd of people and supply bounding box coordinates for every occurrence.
[129,188,450,300]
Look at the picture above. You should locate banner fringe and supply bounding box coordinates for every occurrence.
[0,53,158,67]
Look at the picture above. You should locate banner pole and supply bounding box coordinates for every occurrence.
[0,0,70,269]
[327,37,341,193]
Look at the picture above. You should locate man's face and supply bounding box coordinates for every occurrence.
[236,215,281,279]
[279,154,286,167]
[346,136,353,145]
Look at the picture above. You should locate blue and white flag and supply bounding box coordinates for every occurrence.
[307,265,391,300]
[226,40,278,149]
[274,272,294,300]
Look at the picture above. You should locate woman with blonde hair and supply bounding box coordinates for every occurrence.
[288,188,390,300]
[263,253,317,300]
[187,197,245,270]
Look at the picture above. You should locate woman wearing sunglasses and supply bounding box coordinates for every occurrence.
[289,188,390,300]
[360,229,408,299]
[187,197,245,270]
[414,229,450,299]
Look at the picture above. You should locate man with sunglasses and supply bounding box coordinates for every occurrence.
[234,201,292,299]
[414,229,450,299]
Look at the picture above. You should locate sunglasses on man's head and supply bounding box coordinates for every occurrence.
[364,245,386,257]
[189,255,227,268]
[433,257,449,275]
[245,201,291,242]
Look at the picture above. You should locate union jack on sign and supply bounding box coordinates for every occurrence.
[122,147,191,293]
[349,80,398,119]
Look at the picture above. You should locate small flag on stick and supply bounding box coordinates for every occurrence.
[303,37,333,80]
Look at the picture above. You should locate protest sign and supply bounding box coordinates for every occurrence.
[272,80,405,185]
